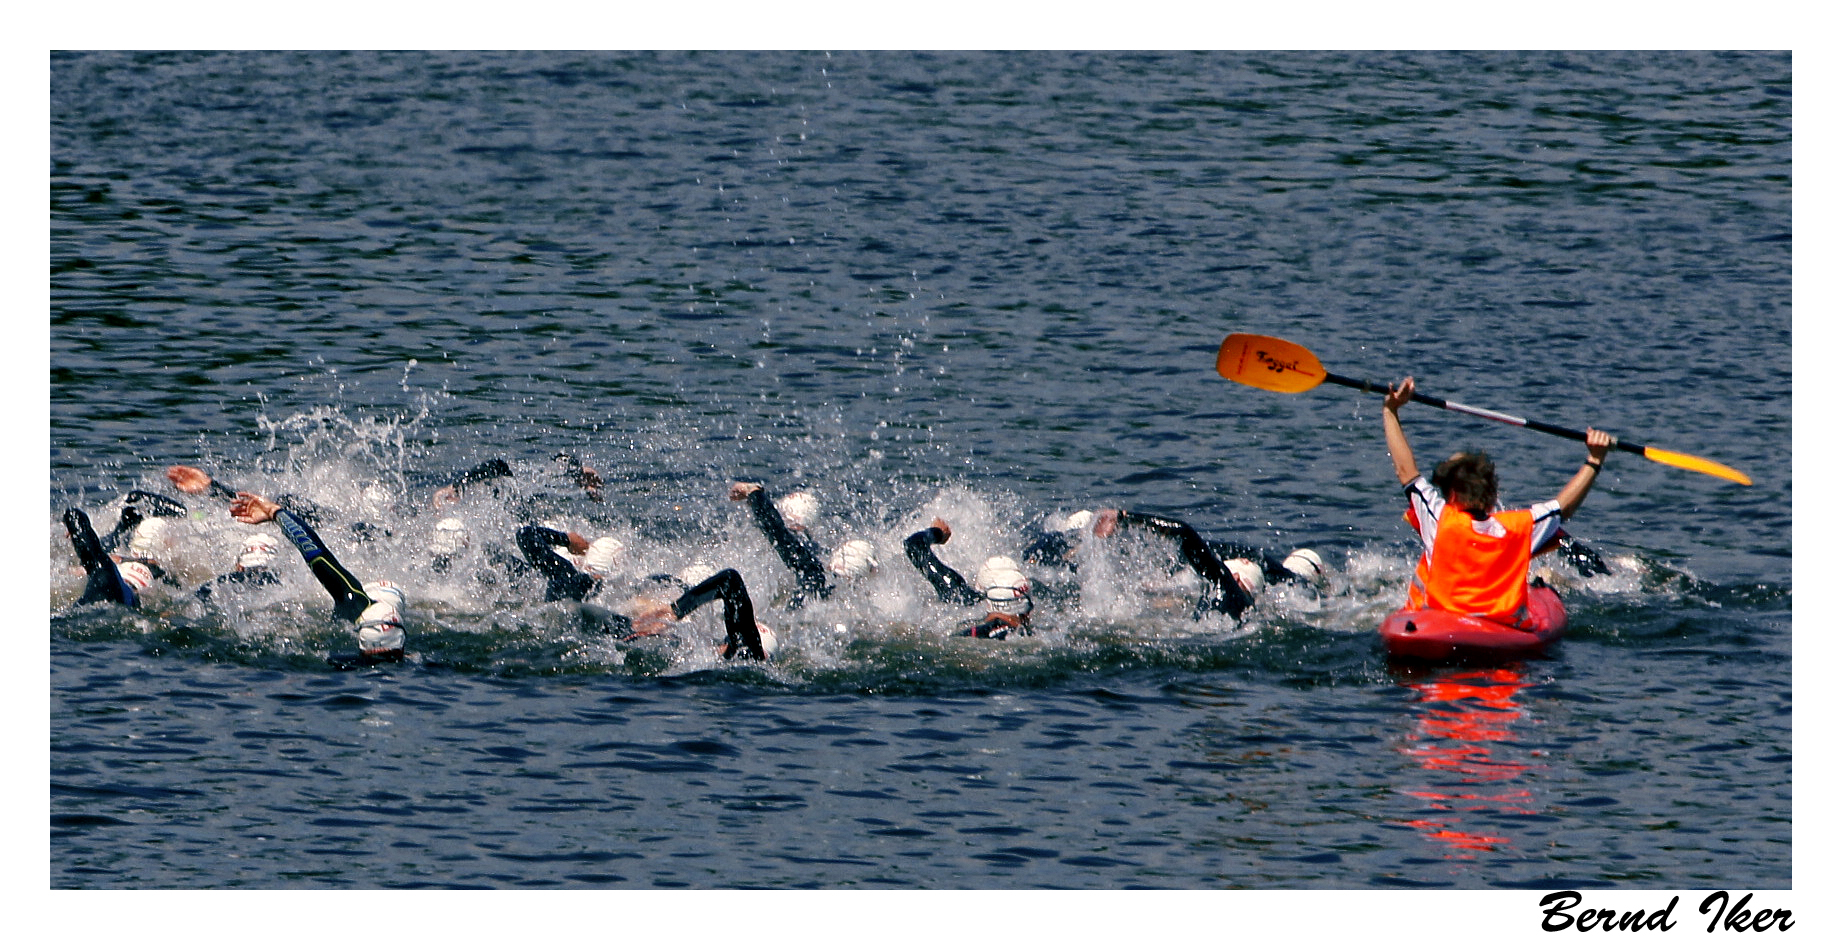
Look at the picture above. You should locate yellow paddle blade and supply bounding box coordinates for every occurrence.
[1216,334,1328,393]
[1640,447,1753,486]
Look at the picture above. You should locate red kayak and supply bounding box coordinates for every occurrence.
[1379,584,1567,662]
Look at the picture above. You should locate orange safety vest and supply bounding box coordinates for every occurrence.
[1406,503,1536,626]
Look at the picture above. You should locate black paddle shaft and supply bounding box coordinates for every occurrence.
[1322,372,1645,457]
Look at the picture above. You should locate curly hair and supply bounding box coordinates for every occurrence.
[1431,451,1498,514]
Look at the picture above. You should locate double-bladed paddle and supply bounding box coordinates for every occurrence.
[1215,333,1752,486]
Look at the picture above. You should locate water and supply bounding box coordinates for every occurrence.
[49,51,1791,891]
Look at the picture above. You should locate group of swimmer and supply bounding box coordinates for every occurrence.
[56,448,1337,667]
[56,374,1617,667]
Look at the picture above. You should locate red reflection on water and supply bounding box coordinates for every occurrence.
[1396,666,1538,860]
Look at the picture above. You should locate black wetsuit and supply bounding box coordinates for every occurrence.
[511,523,652,636]
[511,524,763,655]
[273,508,373,623]
[1204,538,1304,589]
[672,568,769,660]
[1112,511,1255,620]
[515,524,601,603]
[63,508,137,608]
[738,485,831,608]
[98,491,188,553]
[270,507,411,665]
[904,526,983,606]
[1552,533,1611,577]
[194,566,282,603]
[902,525,1031,639]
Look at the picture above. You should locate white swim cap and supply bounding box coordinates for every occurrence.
[974,555,1022,590]
[975,556,1031,616]
[354,615,405,654]
[357,600,401,629]
[678,563,719,587]
[1226,558,1265,595]
[1056,510,1095,534]
[1282,548,1327,585]
[827,539,878,579]
[363,580,406,610]
[356,580,406,653]
[776,491,819,529]
[756,622,779,659]
[118,561,154,593]
[238,533,281,570]
[128,518,170,560]
[582,536,625,576]
[430,517,469,558]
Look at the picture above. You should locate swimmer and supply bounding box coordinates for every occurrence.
[1092,509,1326,620]
[228,491,407,665]
[512,521,774,659]
[902,518,1035,639]
[61,507,153,609]
[193,533,284,602]
[729,481,833,608]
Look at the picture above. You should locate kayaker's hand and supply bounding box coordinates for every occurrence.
[1584,428,1614,463]
[1383,377,1414,414]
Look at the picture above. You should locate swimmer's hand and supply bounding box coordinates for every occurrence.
[167,465,213,495]
[229,493,281,525]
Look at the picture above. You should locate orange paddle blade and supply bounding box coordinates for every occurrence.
[1640,446,1753,486]
[1215,334,1329,393]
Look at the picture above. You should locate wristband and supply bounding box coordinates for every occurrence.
[1585,460,1603,471]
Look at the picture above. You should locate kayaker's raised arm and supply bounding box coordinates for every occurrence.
[1555,428,1615,520]
[1382,376,1419,486]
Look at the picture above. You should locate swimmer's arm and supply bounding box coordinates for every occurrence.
[732,482,828,594]
[903,521,981,606]
[234,494,369,619]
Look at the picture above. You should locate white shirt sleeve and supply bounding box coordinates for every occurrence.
[1528,499,1564,551]
[1405,477,1443,558]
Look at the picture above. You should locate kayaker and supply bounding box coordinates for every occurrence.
[1382,376,1614,626]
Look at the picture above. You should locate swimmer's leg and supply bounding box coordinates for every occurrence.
[64,508,134,607]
